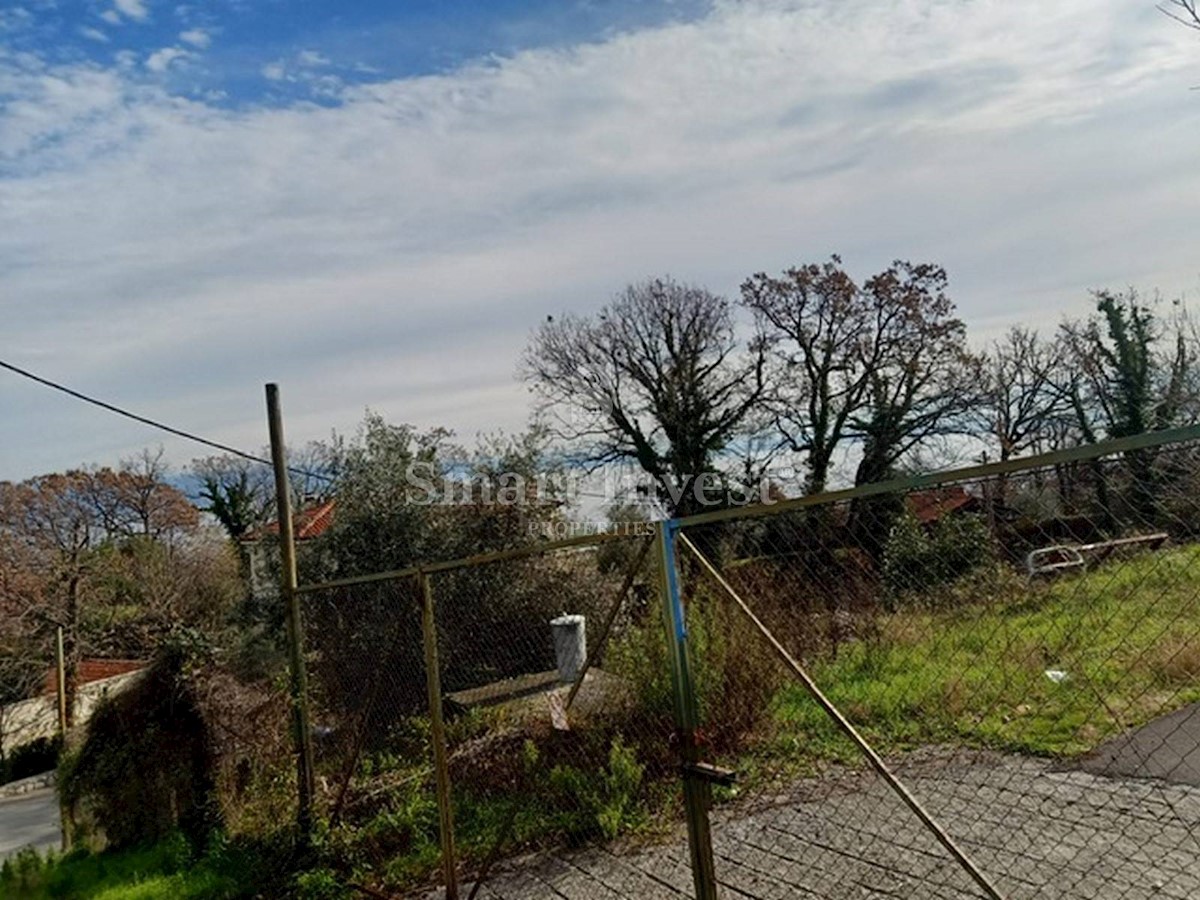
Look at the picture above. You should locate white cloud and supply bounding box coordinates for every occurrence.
[1,0,1198,477]
[261,61,286,81]
[144,46,190,73]
[113,0,149,22]
[297,49,330,67]
[80,26,109,43]
[178,28,210,49]
[99,9,121,25]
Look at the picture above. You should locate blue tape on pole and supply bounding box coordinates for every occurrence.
[662,519,688,641]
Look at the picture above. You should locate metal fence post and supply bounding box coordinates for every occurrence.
[54,625,68,738]
[655,519,718,900]
[265,383,317,837]
[420,570,459,900]
[54,625,73,851]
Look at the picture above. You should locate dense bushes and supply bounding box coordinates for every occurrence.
[60,650,218,851]
[882,512,994,600]
[0,736,60,787]
[59,635,296,854]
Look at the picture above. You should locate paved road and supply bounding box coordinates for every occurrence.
[441,749,1200,900]
[1080,701,1200,786]
[0,789,61,861]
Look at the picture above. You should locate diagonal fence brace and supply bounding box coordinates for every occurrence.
[677,532,1008,900]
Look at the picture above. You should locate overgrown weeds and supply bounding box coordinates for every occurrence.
[770,546,1200,763]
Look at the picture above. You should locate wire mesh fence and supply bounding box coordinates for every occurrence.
[283,428,1200,899]
[426,533,684,897]
[295,530,698,898]
[673,435,1200,899]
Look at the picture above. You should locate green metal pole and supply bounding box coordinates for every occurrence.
[655,520,718,900]
[266,383,317,837]
[420,571,459,900]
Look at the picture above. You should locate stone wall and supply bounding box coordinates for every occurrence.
[0,670,144,758]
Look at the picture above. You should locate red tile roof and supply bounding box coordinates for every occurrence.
[242,500,335,542]
[907,487,977,524]
[42,659,145,695]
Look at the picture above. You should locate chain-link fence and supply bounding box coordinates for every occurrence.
[672,431,1200,899]
[296,528,700,898]
[286,427,1200,899]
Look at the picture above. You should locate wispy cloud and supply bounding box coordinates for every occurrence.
[179,28,210,49]
[297,49,329,67]
[145,46,190,73]
[0,0,1197,478]
[113,0,149,23]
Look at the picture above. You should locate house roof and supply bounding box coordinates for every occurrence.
[906,486,978,524]
[242,499,335,542]
[42,658,145,695]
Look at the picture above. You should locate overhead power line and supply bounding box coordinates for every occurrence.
[0,357,333,484]
[0,356,797,503]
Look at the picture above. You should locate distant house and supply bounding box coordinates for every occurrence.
[41,658,144,696]
[906,485,1020,530]
[906,486,981,525]
[239,499,335,602]
[1,658,146,760]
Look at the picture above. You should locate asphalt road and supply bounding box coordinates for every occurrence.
[1080,701,1200,786]
[0,788,61,861]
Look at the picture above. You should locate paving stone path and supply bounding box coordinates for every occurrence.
[439,749,1200,899]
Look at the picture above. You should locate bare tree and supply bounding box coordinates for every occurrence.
[523,277,767,516]
[1161,1,1200,30]
[745,259,979,501]
[82,450,198,543]
[828,262,982,556]
[975,327,1072,463]
[742,257,870,495]
[850,262,982,487]
[0,472,98,723]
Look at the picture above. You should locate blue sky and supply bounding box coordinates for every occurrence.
[2,1,707,106]
[1,0,1198,480]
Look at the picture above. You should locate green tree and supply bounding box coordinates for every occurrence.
[303,414,602,721]
[1060,290,1197,524]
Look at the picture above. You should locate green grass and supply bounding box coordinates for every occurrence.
[326,547,1200,890]
[769,546,1200,766]
[0,830,303,900]
[0,835,244,900]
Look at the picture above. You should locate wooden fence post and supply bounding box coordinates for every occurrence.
[265,383,317,837]
[420,570,459,899]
